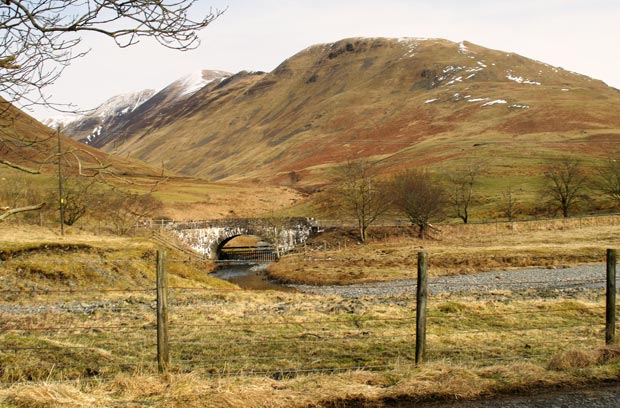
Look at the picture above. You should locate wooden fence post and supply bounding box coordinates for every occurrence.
[606,249,617,345]
[157,249,170,373]
[416,251,428,365]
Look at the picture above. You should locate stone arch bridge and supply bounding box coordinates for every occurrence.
[160,217,318,260]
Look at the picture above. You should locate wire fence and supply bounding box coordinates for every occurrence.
[0,250,618,385]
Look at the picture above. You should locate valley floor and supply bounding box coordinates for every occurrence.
[1,218,619,407]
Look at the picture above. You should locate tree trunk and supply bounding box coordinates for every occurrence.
[359,225,366,243]
[418,223,426,239]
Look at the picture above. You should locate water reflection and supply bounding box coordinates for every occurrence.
[211,263,296,292]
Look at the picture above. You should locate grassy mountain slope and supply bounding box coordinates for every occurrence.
[1,101,301,219]
[88,38,620,187]
[0,101,159,178]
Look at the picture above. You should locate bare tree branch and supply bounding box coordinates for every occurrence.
[1,0,225,109]
[0,158,40,173]
[0,202,45,221]
[1,2,217,224]
[446,159,485,224]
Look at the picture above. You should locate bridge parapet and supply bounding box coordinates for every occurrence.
[160,217,317,260]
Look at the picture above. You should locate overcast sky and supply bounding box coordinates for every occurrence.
[32,0,620,119]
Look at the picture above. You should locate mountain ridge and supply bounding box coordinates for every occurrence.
[56,70,232,148]
[55,37,620,187]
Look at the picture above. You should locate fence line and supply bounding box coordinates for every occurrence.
[0,249,617,385]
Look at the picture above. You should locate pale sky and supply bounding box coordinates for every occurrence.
[31,0,620,120]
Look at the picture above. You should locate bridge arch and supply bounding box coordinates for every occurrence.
[164,217,317,260]
[215,234,276,261]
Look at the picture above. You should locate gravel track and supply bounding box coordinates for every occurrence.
[291,263,615,298]
[413,384,620,408]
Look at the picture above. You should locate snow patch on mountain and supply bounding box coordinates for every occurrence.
[90,89,157,119]
[86,126,103,144]
[41,113,81,130]
[43,89,156,130]
[506,71,541,85]
[481,99,508,106]
[398,37,430,58]
[177,70,231,97]
[43,69,232,146]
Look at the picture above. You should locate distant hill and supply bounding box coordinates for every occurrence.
[0,97,164,180]
[55,38,620,187]
[55,70,231,149]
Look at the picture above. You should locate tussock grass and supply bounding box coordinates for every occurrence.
[0,224,229,293]
[548,345,620,371]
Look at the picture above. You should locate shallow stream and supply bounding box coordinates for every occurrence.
[210,263,296,292]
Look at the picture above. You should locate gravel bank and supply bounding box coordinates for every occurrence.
[291,263,615,298]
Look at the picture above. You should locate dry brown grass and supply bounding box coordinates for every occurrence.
[1,216,620,407]
[152,178,305,220]
[1,287,617,407]
[269,216,620,285]
[0,223,231,293]
[1,357,618,407]
[548,345,620,371]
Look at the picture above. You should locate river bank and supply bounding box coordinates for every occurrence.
[288,263,613,298]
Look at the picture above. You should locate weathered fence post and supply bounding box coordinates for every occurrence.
[416,251,428,365]
[156,249,170,373]
[606,249,617,345]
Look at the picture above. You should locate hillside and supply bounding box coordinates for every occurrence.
[0,99,161,179]
[59,37,620,187]
[59,70,231,148]
[1,99,303,220]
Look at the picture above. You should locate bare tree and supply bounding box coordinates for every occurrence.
[329,159,391,243]
[1,0,224,109]
[499,184,520,221]
[58,176,96,226]
[446,160,484,224]
[596,154,620,209]
[100,189,163,235]
[391,169,447,239]
[541,158,588,218]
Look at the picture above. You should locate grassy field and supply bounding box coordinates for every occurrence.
[0,219,619,407]
[270,215,620,285]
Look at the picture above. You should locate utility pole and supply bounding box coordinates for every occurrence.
[57,127,65,236]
